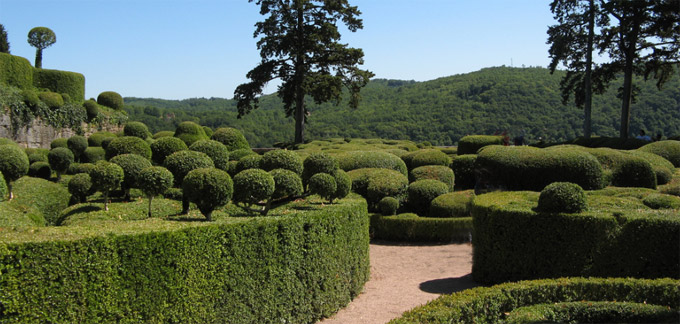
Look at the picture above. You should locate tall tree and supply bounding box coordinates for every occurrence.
[598,0,680,138]
[27,26,56,68]
[234,0,374,144]
[0,24,10,53]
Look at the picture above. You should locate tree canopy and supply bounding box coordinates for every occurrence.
[0,24,9,53]
[27,26,56,68]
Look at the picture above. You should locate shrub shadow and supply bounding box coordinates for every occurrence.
[419,274,479,294]
[56,205,102,225]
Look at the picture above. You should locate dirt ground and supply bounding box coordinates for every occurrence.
[317,240,477,324]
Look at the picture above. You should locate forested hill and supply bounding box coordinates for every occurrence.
[125,66,680,147]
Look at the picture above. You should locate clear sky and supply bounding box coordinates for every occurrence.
[1,0,557,100]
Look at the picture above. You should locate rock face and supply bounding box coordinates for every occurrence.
[0,114,122,148]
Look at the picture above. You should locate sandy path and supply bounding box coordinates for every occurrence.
[318,240,477,324]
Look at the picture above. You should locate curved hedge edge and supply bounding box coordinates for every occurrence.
[370,213,472,243]
[388,277,680,324]
[0,196,369,324]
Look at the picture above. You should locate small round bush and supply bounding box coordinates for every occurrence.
[152,131,174,139]
[90,160,124,210]
[211,127,250,151]
[189,140,230,171]
[97,91,124,110]
[429,190,474,218]
[450,154,477,190]
[457,135,504,155]
[536,182,588,213]
[183,168,233,220]
[302,152,339,184]
[407,179,450,216]
[232,168,275,205]
[48,147,74,180]
[410,165,455,191]
[67,135,88,162]
[87,131,116,147]
[173,121,208,146]
[235,154,263,174]
[611,156,657,189]
[229,148,257,161]
[378,197,399,216]
[0,145,29,184]
[39,91,64,109]
[21,89,40,108]
[261,149,303,175]
[111,153,153,190]
[50,138,68,149]
[638,140,680,167]
[68,173,92,203]
[150,136,188,165]
[401,149,450,170]
[348,168,409,207]
[163,150,214,186]
[269,168,303,200]
[83,99,99,120]
[202,126,214,138]
[139,166,174,198]
[332,169,351,200]
[68,162,95,175]
[123,121,151,139]
[28,152,48,164]
[29,161,52,179]
[105,136,152,160]
[337,151,407,175]
[309,173,337,202]
[642,193,680,210]
[81,146,105,163]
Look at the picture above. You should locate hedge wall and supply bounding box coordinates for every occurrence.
[370,213,472,243]
[0,53,33,89]
[471,190,680,285]
[457,135,503,155]
[389,277,679,324]
[33,69,86,103]
[0,196,369,323]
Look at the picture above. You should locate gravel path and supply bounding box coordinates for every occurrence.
[317,240,477,324]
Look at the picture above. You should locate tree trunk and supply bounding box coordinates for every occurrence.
[7,182,12,201]
[181,196,190,214]
[35,48,42,69]
[583,0,595,138]
[104,192,109,211]
[619,26,639,139]
[294,4,306,144]
[147,196,153,218]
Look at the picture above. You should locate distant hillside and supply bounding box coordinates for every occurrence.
[125,66,680,147]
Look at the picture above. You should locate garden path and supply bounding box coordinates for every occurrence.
[317,240,477,324]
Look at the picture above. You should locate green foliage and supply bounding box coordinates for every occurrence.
[0,172,6,202]
[611,156,657,189]
[232,168,275,206]
[457,135,504,154]
[407,179,450,216]
[97,91,124,110]
[260,149,303,175]
[38,91,63,109]
[331,169,351,201]
[28,161,51,179]
[562,136,650,149]
[0,144,29,183]
[189,140,229,171]
[507,301,677,324]
[81,146,105,164]
[4,176,69,226]
[302,152,339,185]
[0,53,33,89]
[66,135,88,161]
[409,165,454,191]
[174,121,208,146]
[378,196,399,216]
[210,127,250,151]
[83,99,99,120]
[68,172,92,203]
[309,173,337,202]
[638,140,680,167]
[348,168,409,209]
[33,68,85,102]
[182,168,233,220]
[152,130,174,139]
[150,136,188,165]
[110,153,153,190]
[27,26,56,68]
[139,166,174,198]
[642,193,680,210]
[401,149,450,170]
[163,150,214,186]
[202,126,213,138]
[229,148,257,161]
[429,190,474,218]
[87,131,116,147]
[269,168,303,200]
[26,148,48,164]
[235,154,263,174]
[67,162,94,175]
[89,160,123,210]
[105,136,152,160]
[450,154,477,190]
[625,150,675,185]
[123,121,151,139]
[536,182,588,213]
[337,151,407,175]
[370,213,472,243]
[20,89,39,108]
[0,24,7,53]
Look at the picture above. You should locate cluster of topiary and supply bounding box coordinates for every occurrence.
[336,151,408,176]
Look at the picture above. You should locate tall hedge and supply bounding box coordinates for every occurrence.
[0,53,33,89]
[32,68,85,102]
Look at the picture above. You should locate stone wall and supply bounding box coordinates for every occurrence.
[0,114,122,148]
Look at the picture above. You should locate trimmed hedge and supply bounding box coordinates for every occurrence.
[0,195,370,324]
[87,131,116,147]
[97,91,124,110]
[163,150,214,186]
[150,136,188,165]
[182,168,233,220]
[302,152,339,185]
[33,69,85,102]
[173,121,208,146]
[611,155,657,189]
[471,190,680,285]
[260,149,303,175]
[429,190,474,218]
[0,53,33,89]
[211,127,250,151]
[189,140,229,171]
[536,182,587,213]
[507,301,677,323]
[81,147,105,164]
[123,121,151,139]
[105,136,152,161]
[457,135,504,155]
[67,135,88,162]
[401,149,451,171]
[626,150,675,185]
[337,151,408,176]
[38,91,63,109]
[28,161,51,179]
[370,213,472,243]
[407,179,449,216]
[409,165,454,191]
[389,277,679,324]
[450,154,476,190]
[638,140,680,167]
[347,168,409,209]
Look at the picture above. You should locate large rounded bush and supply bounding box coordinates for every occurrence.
[450,154,477,190]
[309,173,337,202]
[68,162,95,175]
[332,169,351,201]
[457,135,504,155]
[105,136,152,160]
[50,138,68,149]
[38,91,64,109]
[401,149,450,170]
[83,99,99,120]
[81,147,105,164]
[28,161,52,180]
[123,121,151,139]
[211,127,250,151]
[638,140,680,167]
[189,140,230,171]
[235,154,263,174]
[409,165,455,191]
[48,147,74,179]
[625,150,675,185]
[182,168,233,220]
[150,136,188,165]
[66,135,88,162]
[173,121,208,146]
[408,179,450,216]
[87,131,116,147]
[110,153,153,190]
[302,152,339,184]
[68,173,92,203]
[611,156,656,189]
[0,145,29,183]
[378,197,399,216]
[536,182,587,213]
[429,190,474,218]
[269,168,304,200]
[97,91,124,110]
[337,151,407,175]
[163,150,214,186]
[260,149,303,175]
[232,168,275,205]
[348,168,409,208]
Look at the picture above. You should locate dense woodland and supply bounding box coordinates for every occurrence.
[124,66,680,147]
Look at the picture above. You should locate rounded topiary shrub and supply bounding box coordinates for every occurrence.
[87,131,116,147]
[407,179,450,216]
[611,156,657,189]
[269,168,303,200]
[67,135,88,162]
[450,154,477,190]
[81,146,105,164]
[174,121,209,146]
[642,193,680,210]
[625,150,675,185]
[68,162,95,175]
[182,167,233,221]
[260,149,303,175]
[302,152,339,185]
[110,153,153,196]
[638,140,680,167]
[337,151,408,176]
[309,173,337,202]
[163,150,214,186]
[232,168,275,205]
[48,147,74,180]
[410,165,455,191]
[235,154,263,174]
[202,126,214,138]
[123,121,151,139]
[83,99,99,120]
[97,91,124,110]
[38,91,64,109]
[50,138,68,149]
[27,152,48,164]
[68,173,92,204]
[29,161,52,180]
[401,149,450,170]
[536,182,587,213]
[105,136,152,160]
[457,135,504,155]
[211,127,250,151]
[429,190,475,218]
[90,160,124,211]
[152,131,174,139]
[229,148,257,161]
[378,196,399,216]
[189,140,230,171]
[150,136,188,165]
[348,168,409,207]
[21,89,40,109]
[332,169,351,201]
[138,166,174,217]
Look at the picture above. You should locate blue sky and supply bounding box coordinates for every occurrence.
[1,0,556,100]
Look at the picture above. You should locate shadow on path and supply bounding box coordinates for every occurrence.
[419,273,479,294]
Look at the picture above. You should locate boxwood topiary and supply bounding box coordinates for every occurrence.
[235,154,263,174]
[68,173,92,204]
[152,130,174,139]
[97,91,124,110]
[33,69,85,102]
[642,193,680,210]
[105,136,152,161]
[138,166,174,217]
[408,179,449,216]
[309,173,337,203]
[182,168,233,221]
[150,136,188,165]
[50,138,68,149]
[410,165,455,191]
[536,182,587,213]
[625,150,675,185]
[81,146,105,164]
[337,151,408,176]
[0,52,33,89]
[638,140,680,167]
[29,161,52,180]
[211,127,250,151]
[229,148,257,161]
[67,135,88,162]
[48,147,74,181]
[332,169,351,201]
[89,160,124,211]
[302,152,339,185]
[174,121,209,146]
[611,156,657,189]
[260,149,303,175]
[506,301,678,324]
[189,140,230,171]
[110,153,153,200]
[348,168,409,209]
[83,99,99,120]
[401,149,450,170]
[457,135,504,155]
[27,152,48,164]
[67,162,95,175]
[123,121,151,139]
[269,168,303,200]
[163,150,214,186]
[450,154,477,190]
[87,131,116,147]
[21,89,40,109]
[202,126,213,138]
[429,190,474,218]
[232,168,275,207]
[38,91,64,109]
[378,197,399,216]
